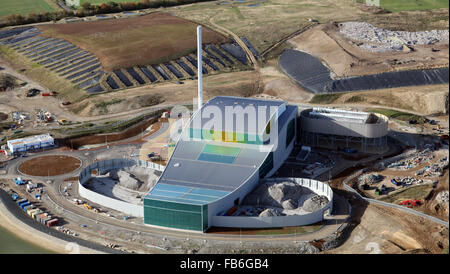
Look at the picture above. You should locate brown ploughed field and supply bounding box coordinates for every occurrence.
[37,12,231,71]
[18,155,81,176]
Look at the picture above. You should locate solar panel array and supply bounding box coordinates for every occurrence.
[0,27,105,94]
[1,27,253,94]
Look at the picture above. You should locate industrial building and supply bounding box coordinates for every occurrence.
[299,108,388,152]
[6,134,54,154]
[143,96,298,231]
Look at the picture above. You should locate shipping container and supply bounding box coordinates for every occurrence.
[23,205,34,212]
[46,218,58,227]
[41,217,52,225]
[20,201,31,209]
[17,198,27,205]
[31,209,43,219]
[42,93,50,96]
[27,208,39,216]
[36,213,47,222]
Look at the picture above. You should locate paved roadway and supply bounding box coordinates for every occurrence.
[1,137,351,245]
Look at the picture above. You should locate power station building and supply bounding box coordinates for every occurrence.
[299,108,388,152]
[143,96,298,231]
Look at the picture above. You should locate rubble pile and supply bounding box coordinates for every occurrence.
[392,176,433,186]
[340,22,449,52]
[259,208,285,217]
[241,181,329,216]
[435,190,449,204]
[302,195,329,213]
[388,148,435,170]
[415,156,449,177]
[358,173,383,185]
[36,109,53,123]
[11,111,29,125]
[242,181,314,208]
[108,170,142,190]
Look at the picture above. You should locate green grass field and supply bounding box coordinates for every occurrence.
[369,108,426,124]
[76,0,146,5]
[0,0,56,18]
[381,0,448,12]
[357,0,448,12]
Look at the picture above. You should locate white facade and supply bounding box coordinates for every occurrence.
[7,134,54,153]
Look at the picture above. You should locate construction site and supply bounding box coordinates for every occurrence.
[0,0,448,255]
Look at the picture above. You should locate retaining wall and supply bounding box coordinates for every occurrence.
[210,177,333,228]
[78,158,165,217]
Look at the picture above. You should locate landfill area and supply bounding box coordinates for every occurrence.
[85,166,160,205]
[339,22,449,52]
[234,180,329,217]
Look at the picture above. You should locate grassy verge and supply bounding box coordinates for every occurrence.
[369,108,426,123]
[0,0,56,18]
[379,184,434,204]
[380,0,448,12]
[309,93,343,104]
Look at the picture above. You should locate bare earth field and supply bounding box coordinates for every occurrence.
[288,23,449,78]
[38,12,231,71]
[310,84,449,115]
[18,155,81,176]
[329,203,448,254]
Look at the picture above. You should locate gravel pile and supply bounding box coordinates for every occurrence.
[242,180,329,215]
[339,22,449,52]
[259,208,285,217]
[302,195,329,213]
[242,180,314,208]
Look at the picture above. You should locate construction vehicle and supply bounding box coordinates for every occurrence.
[26,88,40,97]
[226,206,238,216]
[391,178,402,186]
[83,203,93,210]
[57,119,68,125]
[398,199,422,207]
[14,177,26,185]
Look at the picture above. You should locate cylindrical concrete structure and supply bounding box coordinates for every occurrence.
[300,109,388,138]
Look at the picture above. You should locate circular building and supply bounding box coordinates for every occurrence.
[299,107,388,152]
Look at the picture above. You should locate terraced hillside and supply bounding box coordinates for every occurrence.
[0,13,253,95]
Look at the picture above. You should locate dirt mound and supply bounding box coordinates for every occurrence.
[242,180,314,208]
[302,195,329,212]
[18,155,81,176]
[38,12,231,71]
[113,170,141,191]
[259,208,285,217]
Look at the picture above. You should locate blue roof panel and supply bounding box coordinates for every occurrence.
[146,183,230,205]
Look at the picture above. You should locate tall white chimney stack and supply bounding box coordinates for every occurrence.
[197,25,203,110]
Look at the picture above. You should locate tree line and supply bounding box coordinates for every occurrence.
[1,0,214,27]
